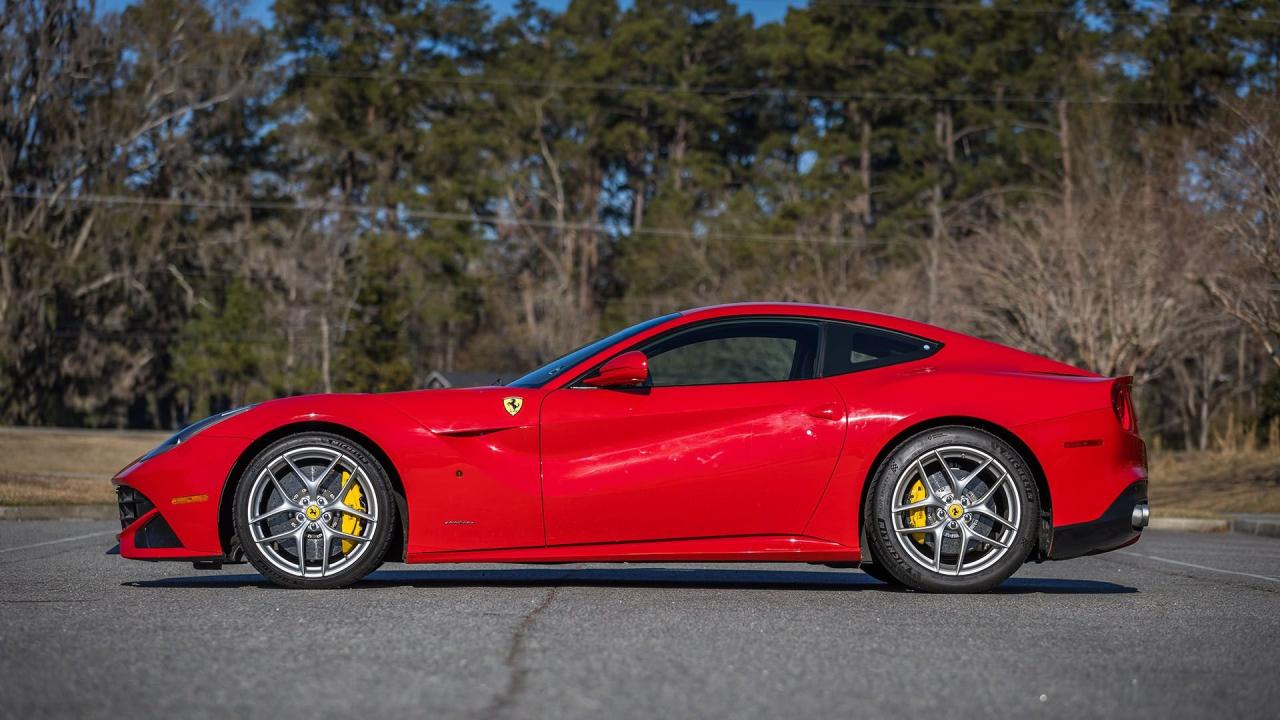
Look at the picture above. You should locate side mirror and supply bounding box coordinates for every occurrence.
[581,350,649,388]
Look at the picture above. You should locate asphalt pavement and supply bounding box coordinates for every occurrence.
[2,521,1277,719]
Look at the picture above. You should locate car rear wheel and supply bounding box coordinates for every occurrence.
[234,432,394,589]
[864,426,1039,593]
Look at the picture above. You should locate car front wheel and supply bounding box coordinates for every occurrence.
[234,432,394,589]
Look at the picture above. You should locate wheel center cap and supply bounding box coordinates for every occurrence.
[946,502,965,520]
[304,505,322,521]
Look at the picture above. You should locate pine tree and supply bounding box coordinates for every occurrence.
[335,235,414,392]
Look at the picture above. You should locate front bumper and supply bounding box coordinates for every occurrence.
[1047,480,1148,560]
[112,433,251,561]
[116,486,182,549]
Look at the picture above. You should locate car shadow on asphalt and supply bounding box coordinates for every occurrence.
[124,567,1136,594]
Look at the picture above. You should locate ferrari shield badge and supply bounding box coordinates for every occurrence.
[503,396,523,416]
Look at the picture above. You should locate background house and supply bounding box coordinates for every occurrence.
[422,371,515,389]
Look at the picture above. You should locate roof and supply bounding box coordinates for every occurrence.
[675,302,958,343]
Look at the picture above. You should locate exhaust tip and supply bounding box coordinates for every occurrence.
[1132,502,1150,530]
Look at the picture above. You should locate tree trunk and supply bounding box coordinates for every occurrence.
[320,313,332,394]
[930,109,947,243]
[847,102,872,225]
[673,116,688,191]
[1058,98,1074,232]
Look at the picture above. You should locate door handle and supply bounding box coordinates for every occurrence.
[804,402,842,421]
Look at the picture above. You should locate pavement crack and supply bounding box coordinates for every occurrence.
[480,579,564,718]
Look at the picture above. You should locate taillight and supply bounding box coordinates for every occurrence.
[1112,379,1137,434]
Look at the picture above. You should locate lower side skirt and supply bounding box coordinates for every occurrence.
[406,535,860,565]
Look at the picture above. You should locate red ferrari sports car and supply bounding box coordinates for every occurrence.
[114,303,1148,592]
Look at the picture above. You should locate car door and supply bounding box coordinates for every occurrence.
[538,318,847,546]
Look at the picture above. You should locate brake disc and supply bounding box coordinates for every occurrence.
[915,467,995,556]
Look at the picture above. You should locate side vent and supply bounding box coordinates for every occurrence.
[116,486,182,548]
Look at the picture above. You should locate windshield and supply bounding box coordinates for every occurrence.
[507,313,680,388]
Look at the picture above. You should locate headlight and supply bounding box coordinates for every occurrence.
[142,405,255,461]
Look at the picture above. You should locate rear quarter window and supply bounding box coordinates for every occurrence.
[821,322,940,376]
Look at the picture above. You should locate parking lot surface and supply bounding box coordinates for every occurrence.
[2,523,1277,719]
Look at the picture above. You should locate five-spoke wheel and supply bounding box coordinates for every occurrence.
[235,433,393,589]
[864,427,1039,592]
[888,445,1021,576]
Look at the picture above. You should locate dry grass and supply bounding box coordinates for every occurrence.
[1148,447,1280,516]
[0,427,165,505]
[0,471,119,505]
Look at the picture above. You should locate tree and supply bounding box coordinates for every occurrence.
[943,177,1210,383]
[335,235,414,392]
[1196,102,1280,370]
[271,0,492,387]
[0,0,264,427]
[3,0,1279,446]
[172,280,280,418]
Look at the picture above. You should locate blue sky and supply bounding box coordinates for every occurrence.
[99,1,802,26]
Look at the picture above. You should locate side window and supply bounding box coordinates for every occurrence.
[821,322,938,376]
[642,320,820,387]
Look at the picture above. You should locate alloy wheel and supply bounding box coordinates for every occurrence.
[244,446,380,579]
[888,445,1021,577]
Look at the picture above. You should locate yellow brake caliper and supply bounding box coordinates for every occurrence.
[339,471,365,553]
[907,479,928,545]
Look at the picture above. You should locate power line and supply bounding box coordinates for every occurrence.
[4,191,890,247]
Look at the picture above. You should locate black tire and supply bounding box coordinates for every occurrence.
[863,426,1039,593]
[234,432,395,589]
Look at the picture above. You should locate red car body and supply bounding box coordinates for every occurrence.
[113,303,1147,569]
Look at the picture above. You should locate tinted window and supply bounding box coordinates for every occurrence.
[641,320,819,387]
[508,313,680,388]
[821,322,938,376]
